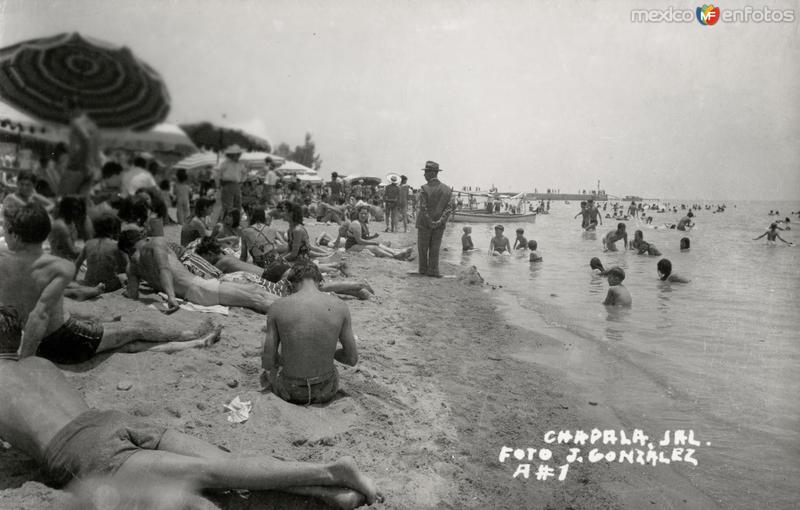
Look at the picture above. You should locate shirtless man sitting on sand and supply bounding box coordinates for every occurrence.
[262,262,359,405]
[603,222,628,251]
[0,204,220,364]
[0,319,378,509]
[118,230,274,314]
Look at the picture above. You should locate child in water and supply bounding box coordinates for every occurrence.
[680,237,690,251]
[489,225,511,255]
[513,228,528,250]
[602,266,632,306]
[657,258,690,283]
[753,224,793,246]
[590,257,608,275]
[462,226,475,252]
[528,240,542,262]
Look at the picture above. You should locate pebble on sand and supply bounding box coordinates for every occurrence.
[117,381,133,391]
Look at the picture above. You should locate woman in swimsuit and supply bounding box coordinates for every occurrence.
[345,207,413,260]
[180,197,220,246]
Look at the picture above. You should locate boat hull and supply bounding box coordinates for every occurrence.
[450,211,537,223]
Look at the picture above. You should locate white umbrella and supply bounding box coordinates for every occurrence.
[99,123,198,154]
[278,160,315,175]
[296,173,323,184]
[173,151,219,170]
[240,152,285,168]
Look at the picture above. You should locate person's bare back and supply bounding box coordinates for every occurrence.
[0,247,71,340]
[269,290,351,379]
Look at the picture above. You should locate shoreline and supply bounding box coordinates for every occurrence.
[0,223,732,508]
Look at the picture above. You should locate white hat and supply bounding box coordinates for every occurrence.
[224,144,244,154]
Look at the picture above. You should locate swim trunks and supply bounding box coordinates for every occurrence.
[43,409,167,486]
[184,276,221,306]
[269,367,339,405]
[36,316,103,365]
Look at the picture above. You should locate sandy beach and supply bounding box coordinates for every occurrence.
[1,221,720,509]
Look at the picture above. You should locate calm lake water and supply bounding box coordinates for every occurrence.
[440,199,799,509]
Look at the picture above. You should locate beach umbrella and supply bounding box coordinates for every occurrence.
[0,32,170,131]
[179,122,271,153]
[277,160,316,175]
[240,151,285,168]
[99,123,198,155]
[173,151,219,171]
[342,175,381,186]
[296,173,323,184]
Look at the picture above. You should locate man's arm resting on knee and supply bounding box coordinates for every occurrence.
[334,307,358,366]
[19,269,71,358]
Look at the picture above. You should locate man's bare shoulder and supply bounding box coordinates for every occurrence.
[32,253,74,277]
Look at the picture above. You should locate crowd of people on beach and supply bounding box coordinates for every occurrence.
[0,100,468,505]
[0,111,795,507]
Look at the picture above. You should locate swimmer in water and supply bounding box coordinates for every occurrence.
[753,223,793,245]
[602,266,632,307]
[680,237,690,251]
[630,230,662,256]
[657,258,690,283]
[489,225,511,255]
[513,228,528,250]
[677,211,694,231]
[602,223,628,251]
[590,257,609,275]
[461,226,475,252]
[528,240,542,262]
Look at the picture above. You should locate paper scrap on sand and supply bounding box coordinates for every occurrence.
[224,396,252,423]
[154,294,230,315]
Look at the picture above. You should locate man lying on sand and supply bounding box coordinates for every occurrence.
[0,204,221,363]
[0,342,378,509]
[262,262,359,405]
[119,230,274,314]
[194,237,374,300]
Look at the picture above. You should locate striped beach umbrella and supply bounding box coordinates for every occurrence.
[173,151,220,171]
[0,32,170,131]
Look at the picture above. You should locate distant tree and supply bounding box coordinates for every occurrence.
[289,133,322,171]
[274,143,292,158]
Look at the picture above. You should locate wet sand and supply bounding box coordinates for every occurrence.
[0,222,722,509]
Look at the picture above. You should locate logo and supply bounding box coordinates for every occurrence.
[697,4,721,25]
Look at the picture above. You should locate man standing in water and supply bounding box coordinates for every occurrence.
[584,199,602,230]
[415,161,454,277]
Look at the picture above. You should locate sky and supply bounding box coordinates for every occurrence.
[1,0,798,199]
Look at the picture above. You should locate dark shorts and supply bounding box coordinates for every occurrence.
[44,409,167,486]
[270,367,339,405]
[36,316,104,365]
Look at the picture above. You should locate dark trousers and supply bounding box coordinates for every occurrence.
[417,225,445,275]
[220,181,241,214]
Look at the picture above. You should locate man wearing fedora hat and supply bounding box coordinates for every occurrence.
[416,161,454,277]
[383,175,401,233]
[214,144,247,217]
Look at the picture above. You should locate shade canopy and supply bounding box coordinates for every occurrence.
[0,32,170,131]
